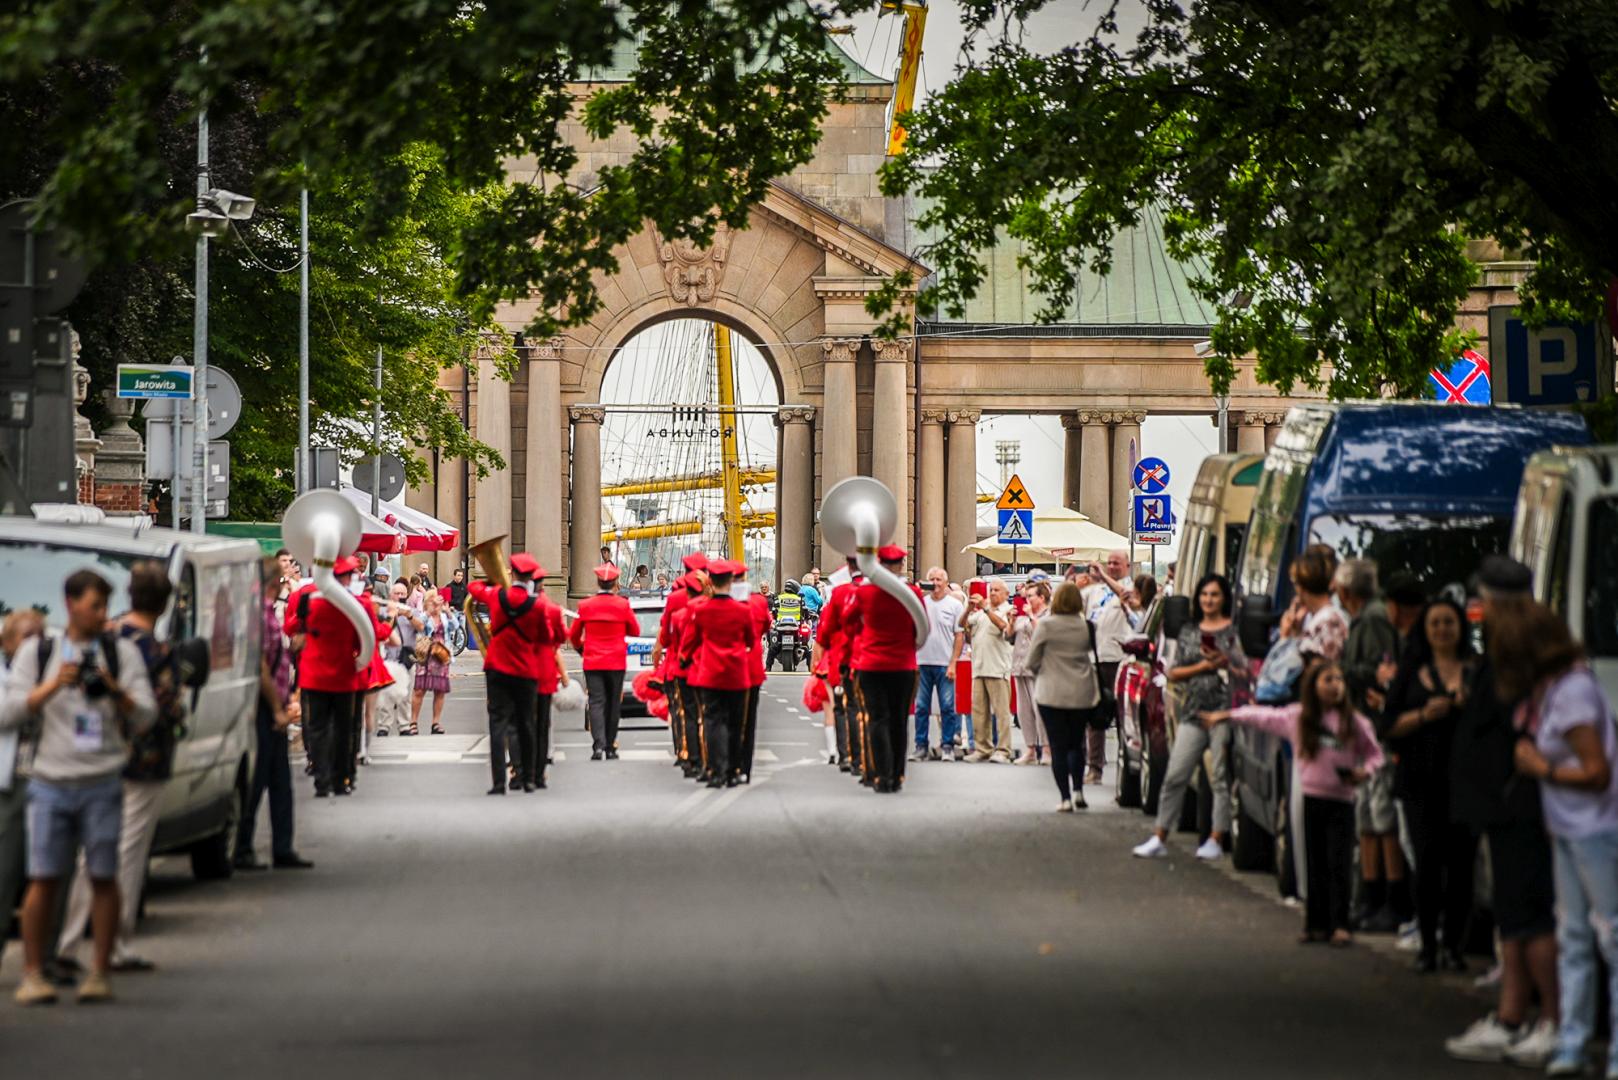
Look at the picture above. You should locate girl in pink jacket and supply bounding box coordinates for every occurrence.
[1204,660,1384,946]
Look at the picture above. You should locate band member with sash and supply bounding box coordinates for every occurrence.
[680,560,754,789]
[653,553,709,770]
[467,553,549,794]
[739,579,773,782]
[285,555,383,798]
[569,563,642,761]
[814,557,864,780]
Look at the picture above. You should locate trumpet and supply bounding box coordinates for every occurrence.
[464,534,512,652]
[819,476,929,649]
[281,490,376,672]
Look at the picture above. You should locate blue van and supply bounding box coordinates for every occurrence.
[1226,403,1590,891]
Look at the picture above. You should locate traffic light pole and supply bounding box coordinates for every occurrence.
[191,105,210,533]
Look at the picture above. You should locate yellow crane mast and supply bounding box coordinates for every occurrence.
[600,467,776,498]
[884,1,928,157]
[714,324,746,563]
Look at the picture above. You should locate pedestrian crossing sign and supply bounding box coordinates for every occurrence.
[997,508,1034,545]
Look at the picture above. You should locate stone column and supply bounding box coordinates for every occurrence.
[472,345,512,545]
[818,337,859,569]
[1060,414,1083,512]
[1110,410,1145,536]
[1254,409,1288,450]
[917,409,947,575]
[1235,411,1267,455]
[774,405,816,590]
[945,409,980,585]
[91,390,146,515]
[567,405,605,599]
[72,353,100,504]
[1077,411,1111,526]
[437,438,467,582]
[525,337,565,589]
[872,338,911,552]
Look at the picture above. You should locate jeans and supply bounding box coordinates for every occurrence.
[913,664,957,751]
[585,669,626,754]
[1153,719,1232,836]
[239,697,296,861]
[1550,830,1618,1074]
[1039,705,1087,802]
[58,779,164,959]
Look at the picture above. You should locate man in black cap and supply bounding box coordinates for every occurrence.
[1443,555,1560,1064]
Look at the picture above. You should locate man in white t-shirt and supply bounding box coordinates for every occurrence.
[911,566,964,762]
[959,578,1016,763]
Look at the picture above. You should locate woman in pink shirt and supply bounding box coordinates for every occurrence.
[1204,660,1383,946]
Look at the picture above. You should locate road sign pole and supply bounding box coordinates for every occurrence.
[372,344,382,518]
[298,187,310,494]
[172,414,181,528]
[191,104,210,534]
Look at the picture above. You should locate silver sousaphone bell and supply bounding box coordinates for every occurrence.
[819,476,929,648]
[281,489,377,672]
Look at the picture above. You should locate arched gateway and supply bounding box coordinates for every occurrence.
[407,44,1307,597]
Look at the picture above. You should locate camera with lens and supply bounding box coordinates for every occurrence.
[77,649,112,700]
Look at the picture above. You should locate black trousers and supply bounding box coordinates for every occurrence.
[240,697,295,858]
[832,682,851,766]
[840,665,865,777]
[1404,798,1477,956]
[857,670,917,790]
[1039,704,1088,802]
[586,670,626,753]
[487,670,537,788]
[300,688,355,795]
[534,693,553,783]
[1303,796,1356,934]
[738,686,761,779]
[702,688,747,782]
[668,678,688,761]
[681,678,706,772]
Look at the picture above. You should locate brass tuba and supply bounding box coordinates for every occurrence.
[464,534,512,652]
[281,489,377,671]
[819,476,929,649]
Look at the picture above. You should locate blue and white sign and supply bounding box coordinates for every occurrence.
[996,508,1034,545]
[1489,306,1614,407]
[1429,349,1492,405]
[1132,456,1171,494]
[1132,493,1172,534]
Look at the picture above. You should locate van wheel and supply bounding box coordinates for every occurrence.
[1231,781,1273,871]
[191,771,245,881]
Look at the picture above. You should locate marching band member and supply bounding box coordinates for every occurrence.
[672,571,714,780]
[467,553,551,794]
[284,555,383,798]
[530,569,568,790]
[814,557,864,779]
[847,546,924,794]
[739,579,773,783]
[569,563,641,762]
[680,560,754,789]
[653,553,709,770]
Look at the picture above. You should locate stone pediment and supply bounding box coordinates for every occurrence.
[753,182,925,281]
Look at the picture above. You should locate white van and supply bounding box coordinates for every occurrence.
[1509,444,1618,703]
[0,517,262,879]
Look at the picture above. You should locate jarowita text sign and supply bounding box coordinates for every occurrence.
[116,364,194,400]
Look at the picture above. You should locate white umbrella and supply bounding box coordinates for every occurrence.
[963,506,1150,564]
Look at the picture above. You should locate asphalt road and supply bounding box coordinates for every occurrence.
[1,669,1522,1079]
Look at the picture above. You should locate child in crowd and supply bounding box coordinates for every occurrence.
[1203,660,1383,946]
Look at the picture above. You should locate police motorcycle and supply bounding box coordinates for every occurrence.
[766,579,815,672]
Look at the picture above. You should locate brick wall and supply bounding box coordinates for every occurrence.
[91,480,146,514]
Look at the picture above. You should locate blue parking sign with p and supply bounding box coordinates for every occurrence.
[1133,493,1171,533]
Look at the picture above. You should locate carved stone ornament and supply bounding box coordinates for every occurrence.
[820,338,858,365]
[774,405,816,427]
[660,223,731,304]
[569,405,607,425]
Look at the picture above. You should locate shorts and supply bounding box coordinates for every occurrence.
[1487,818,1556,941]
[25,776,123,881]
[1355,765,1397,834]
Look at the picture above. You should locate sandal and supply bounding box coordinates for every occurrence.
[401,723,418,737]
[376,726,389,737]
[430,723,445,735]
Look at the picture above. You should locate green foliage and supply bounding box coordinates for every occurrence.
[875,0,1618,397]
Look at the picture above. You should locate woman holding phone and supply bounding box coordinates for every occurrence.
[1381,598,1477,973]
[1133,573,1245,862]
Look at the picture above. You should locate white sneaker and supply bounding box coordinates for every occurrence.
[1056,800,1073,813]
[963,750,990,763]
[1395,922,1422,952]
[1502,1019,1557,1069]
[1444,1014,1519,1063]
[989,750,1012,764]
[1132,835,1168,859]
[940,747,957,762]
[1194,838,1222,861]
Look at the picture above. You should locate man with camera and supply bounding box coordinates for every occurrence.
[2,569,156,1005]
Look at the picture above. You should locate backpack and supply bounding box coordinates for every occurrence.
[34,631,122,687]
[116,626,187,782]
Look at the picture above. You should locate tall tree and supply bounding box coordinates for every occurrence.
[876,0,1618,397]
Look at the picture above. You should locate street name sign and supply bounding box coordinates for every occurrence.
[996,473,1034,510]
[996,508,1034,545]
[117,364,193,400]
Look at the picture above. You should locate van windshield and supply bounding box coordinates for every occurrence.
[1306,514,1511,598]
[1587,498,1618,658]
[0,541,140,625]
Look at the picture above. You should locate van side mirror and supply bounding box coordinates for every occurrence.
[172,637,211,689]
[1239,596,1277,658]
[1162,595,1191,640]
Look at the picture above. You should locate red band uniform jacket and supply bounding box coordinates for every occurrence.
[467,580,554,682]
[284,583,385,693]
[569,593,642,672]
[746,592,772,689]
[681,594,754,691]
[533,603,568,695]
[814,578,862,688]
[848,580,923,673]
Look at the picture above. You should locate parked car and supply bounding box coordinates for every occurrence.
[1231,402,1589,895]
[618,595,665,718]
[1510,443,1618,705]
[0,516,263,881]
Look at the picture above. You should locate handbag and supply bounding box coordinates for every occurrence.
[413,636,434,664]
[1084,620,1117,731]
